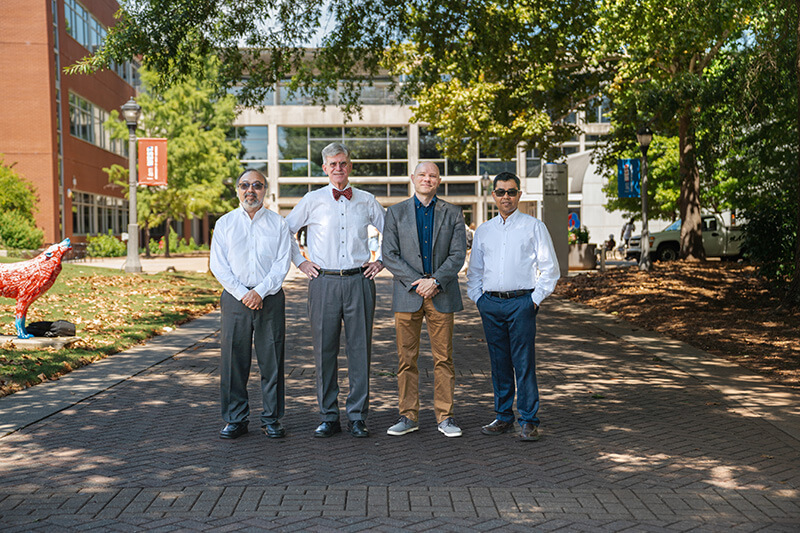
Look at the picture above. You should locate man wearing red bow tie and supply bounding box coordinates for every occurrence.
[285,143,385,438]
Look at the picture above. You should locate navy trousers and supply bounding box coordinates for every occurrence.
[476,293,540,426]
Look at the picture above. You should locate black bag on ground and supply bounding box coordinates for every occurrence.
[25,320,76,337]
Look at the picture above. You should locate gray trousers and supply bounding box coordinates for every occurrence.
[219,289,285,426]
[308,274,376,422]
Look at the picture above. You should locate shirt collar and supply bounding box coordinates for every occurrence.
[496,209,520,225]
[414,195,438,209]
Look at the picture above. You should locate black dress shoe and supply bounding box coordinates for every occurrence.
[314,420,342,438]
[519,422,540,442]
[480,419,514,436]
[262,421,286,439]
[348,420,369,438]
[219,422,248,439]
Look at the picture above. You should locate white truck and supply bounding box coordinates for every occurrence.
[626,213,743,262]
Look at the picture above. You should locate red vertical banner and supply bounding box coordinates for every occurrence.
[138,138,168,186]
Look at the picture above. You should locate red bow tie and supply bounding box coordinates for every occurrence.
[333,187,353,201]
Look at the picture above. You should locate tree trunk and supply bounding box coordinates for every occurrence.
[164,217,171,258]
[677,109,705,260]
[143,225,151,258]
[787,0,800,306]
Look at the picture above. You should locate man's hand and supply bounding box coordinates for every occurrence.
[241,289,263,310]
[298,260,321,279]
[411,278,439,298]
[362,260,384,279]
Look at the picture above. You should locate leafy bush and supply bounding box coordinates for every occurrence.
[0,157,38,222]
[568,226,590,244]
[0,210,44,250]
[741,195,796,283]
[86,230,127,258]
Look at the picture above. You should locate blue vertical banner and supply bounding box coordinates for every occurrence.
[617,158,641,198]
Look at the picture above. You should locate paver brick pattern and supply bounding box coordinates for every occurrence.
[1,276,799,531]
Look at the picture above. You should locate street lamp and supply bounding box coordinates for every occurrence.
[480,170,492,225]
[121,97,142,273]
[636,126,653,271]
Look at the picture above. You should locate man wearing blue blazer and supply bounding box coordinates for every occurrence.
[381,161,467,438]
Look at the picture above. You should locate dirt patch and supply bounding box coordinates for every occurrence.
[554,261,800,389]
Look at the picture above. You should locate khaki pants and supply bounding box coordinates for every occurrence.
[394,299,455,423]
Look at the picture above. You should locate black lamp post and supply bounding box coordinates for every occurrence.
[480,170,492,224]
[121,97,142,273]
[636,126,653,271]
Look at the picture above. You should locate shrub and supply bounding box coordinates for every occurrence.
[86,230,127,258]
[0,157,38,222]
[741,194,796,283]
[568,226,590,244]
[0,210,44,250]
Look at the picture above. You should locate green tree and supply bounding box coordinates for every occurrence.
[104,55,241,258]
[713,1,800,298]
[597,0,754,260]
[600,136,681,223]
[0,157,44,250]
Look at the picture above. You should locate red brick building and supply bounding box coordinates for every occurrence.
[0,0,137,244]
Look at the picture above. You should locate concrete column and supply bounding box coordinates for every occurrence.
[267,123,280,212]
[543,163,569,277]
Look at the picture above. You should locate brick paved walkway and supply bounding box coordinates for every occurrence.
[1,275,799,531]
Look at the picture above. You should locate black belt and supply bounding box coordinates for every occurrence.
[319,267,365,276]
[486,289,533,299]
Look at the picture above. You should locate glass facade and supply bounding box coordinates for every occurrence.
[71,191,128,236]
[278,126,409,180]
[68,92,126,156]
[65,0,137,84]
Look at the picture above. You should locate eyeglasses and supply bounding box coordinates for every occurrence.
[238,181,265,191]
[325,161,350,168]
[493,188,519,197]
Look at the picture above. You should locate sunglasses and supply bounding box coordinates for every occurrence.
[493,188,519,197]
[238,181,265,191]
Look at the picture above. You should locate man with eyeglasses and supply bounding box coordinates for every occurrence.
[285,143,385,438]
[210,169,292,440]
[466,171,559,441]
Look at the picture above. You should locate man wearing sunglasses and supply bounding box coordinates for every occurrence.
[285,143,385,438]
[210,169,292,440]
[466,171,559,441]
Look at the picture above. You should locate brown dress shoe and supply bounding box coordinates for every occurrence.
[519,422,540,441]
[481,419,515,436]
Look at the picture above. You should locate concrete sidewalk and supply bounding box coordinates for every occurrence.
[1,275,798,531]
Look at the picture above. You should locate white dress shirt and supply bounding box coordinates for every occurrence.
[285,184,385,269]
[210,206,292,300]
[466,210,560,307]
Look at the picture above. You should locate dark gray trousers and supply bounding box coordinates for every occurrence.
[219,289,285,426]
[308,274,376,422]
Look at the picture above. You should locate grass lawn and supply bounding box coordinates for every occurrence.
[0,258,221,396]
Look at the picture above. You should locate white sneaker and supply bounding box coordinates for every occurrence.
[437,417,462,438]
[387,416,419,436]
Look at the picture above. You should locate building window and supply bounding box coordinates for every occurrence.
[586,96,611,124]
[65,0,137,83]
[421,128,518,178]
[68,93,126,156]
[230,126,268,164]
[71,191,128,236]
[277,126,408,179]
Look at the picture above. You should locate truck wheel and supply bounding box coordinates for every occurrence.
[657,244,679,262]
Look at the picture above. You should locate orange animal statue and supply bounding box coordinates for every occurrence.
[0,238,72,338]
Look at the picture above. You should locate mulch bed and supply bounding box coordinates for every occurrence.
[554,261,800,389]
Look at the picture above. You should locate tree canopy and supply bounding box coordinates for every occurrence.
[103,55,241,257]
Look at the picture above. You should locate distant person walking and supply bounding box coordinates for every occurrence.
[621,218,635,248]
